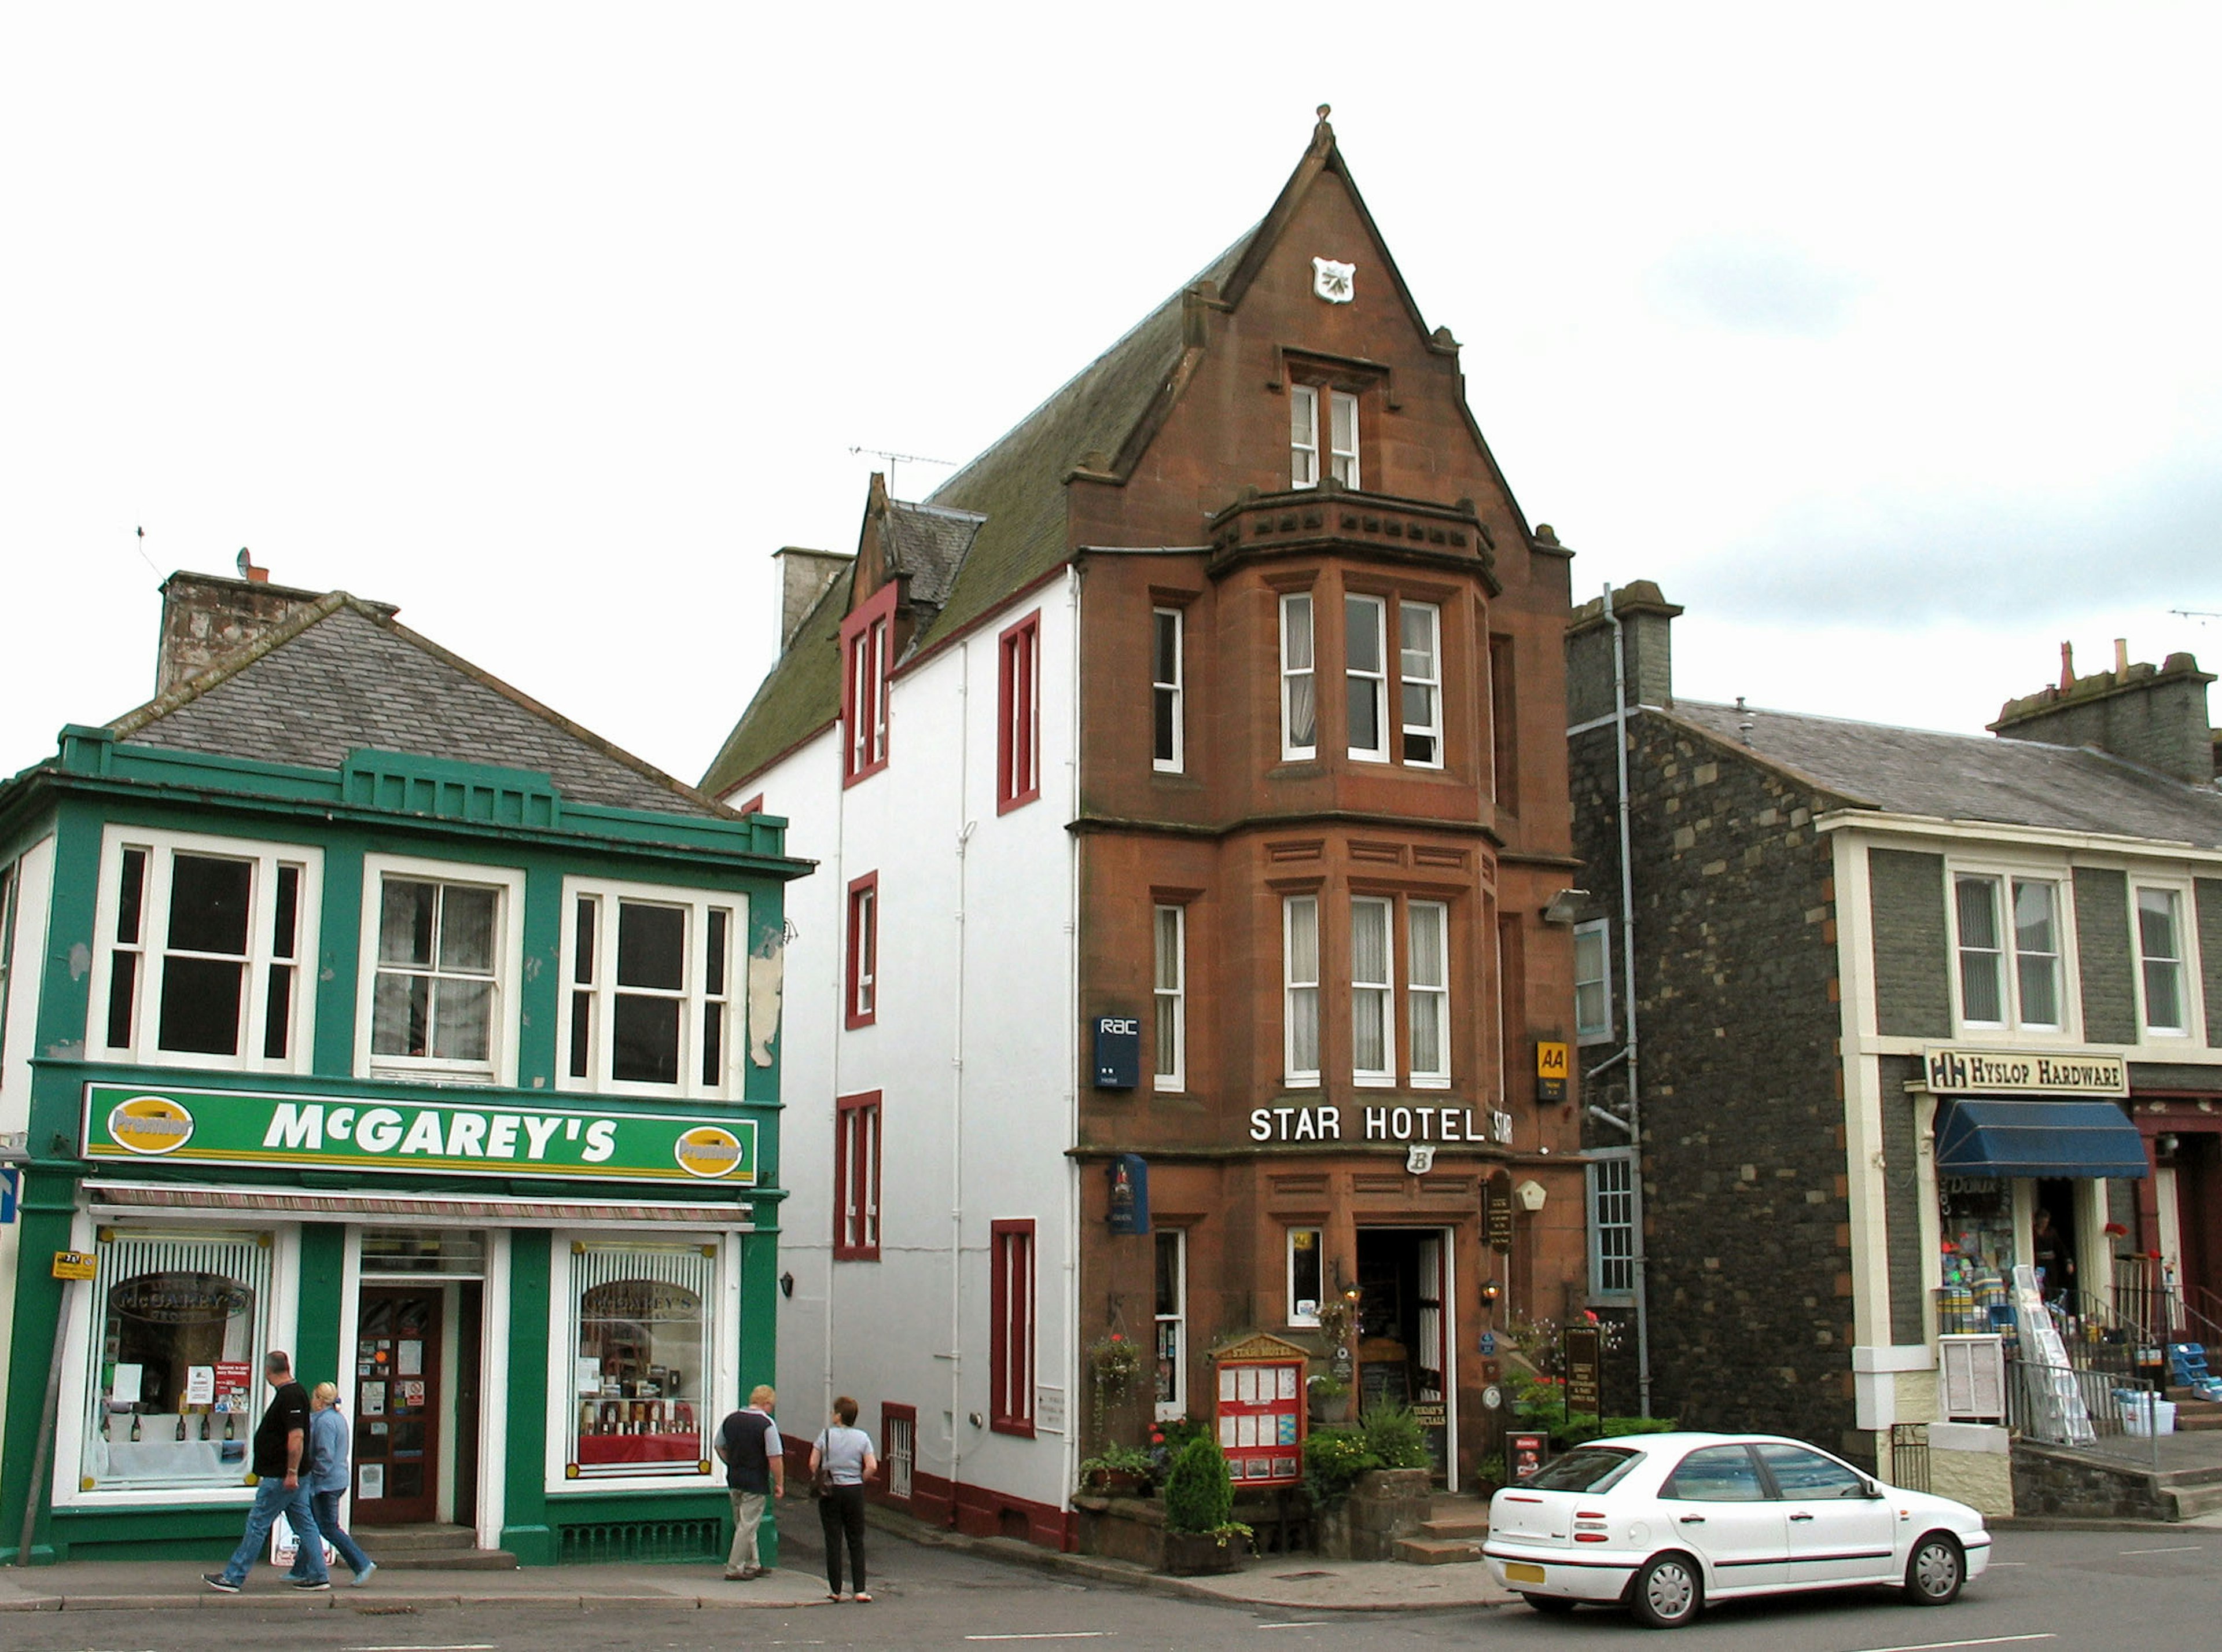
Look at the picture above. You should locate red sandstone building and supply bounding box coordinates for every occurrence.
[706,115,1592,1532]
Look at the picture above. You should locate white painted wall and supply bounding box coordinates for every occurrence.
[744,575,1080,1521]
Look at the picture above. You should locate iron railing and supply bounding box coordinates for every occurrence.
[2006,1356,2164,1471]
[1886,1423,1930,1493]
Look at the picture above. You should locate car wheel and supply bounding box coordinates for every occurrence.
[1628,1552,1703,1629]
[1522,1592,1578,1613]
[1905,1533,1964,1606]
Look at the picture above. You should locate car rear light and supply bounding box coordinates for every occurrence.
[1504,1494,1543,1503]
[1574,1533,1610,1543]
[1576,1511,1606,1519]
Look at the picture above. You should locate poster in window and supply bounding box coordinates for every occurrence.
[399,1380,426,1410]
[185,1366,216,1406]
[111,1364,144,1405]
[358,1463,384,1500]
[1219,1367,1238,1403]
[214,1362,253,1409]
[399,1340,424,1377]
[361,1382,386,1416]
[1277,1367,1298,1401]
[1219,1415,1238,1448]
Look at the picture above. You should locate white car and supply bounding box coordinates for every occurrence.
[1482,1432,1991,1629]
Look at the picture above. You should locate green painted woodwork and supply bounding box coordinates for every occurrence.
[297,1224,346,1390]
[0,1197,77,1563]
[501,1228,555,1565]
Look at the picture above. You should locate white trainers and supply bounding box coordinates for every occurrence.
[352,1561,377,1587]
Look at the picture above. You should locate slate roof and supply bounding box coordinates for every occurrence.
[1668,699,2222,848]
[111,593,732,818]
[884,501,984,619]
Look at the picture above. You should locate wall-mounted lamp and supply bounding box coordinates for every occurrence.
[2157,1133,2180,1160]
[1480,1279,1502,1304]
[778,1271,795,1298]
[1541,889,1588,925]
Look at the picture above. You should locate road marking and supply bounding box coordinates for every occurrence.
[345,1646,498,1651]
[1846,1637,2055,1652]
[965,1636,1110,1644]
[2119,1544,2206,1555]
[1256,1623,1328,1631]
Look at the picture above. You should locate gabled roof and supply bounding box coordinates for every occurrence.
[111,591,733,818]
[884,500,984,621]
[1667,699,2222,848]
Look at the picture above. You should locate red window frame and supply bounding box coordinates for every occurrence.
[988,1219,1036,1436]
[841,583,897,786]
[834,1091,882,1261]
[996,611,1041,814]
[879,1401,918,1503]
[845,871,879,1030]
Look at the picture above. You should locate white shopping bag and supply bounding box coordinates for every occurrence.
[271,1508,340,1570]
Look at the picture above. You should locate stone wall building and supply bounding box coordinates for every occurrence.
[1565,587,2222,1516]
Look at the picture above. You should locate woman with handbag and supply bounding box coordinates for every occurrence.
[807,1396,877,1602]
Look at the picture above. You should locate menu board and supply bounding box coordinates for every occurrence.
[1213,1358,1304,1487]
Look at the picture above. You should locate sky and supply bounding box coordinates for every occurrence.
[4,3,2218,789]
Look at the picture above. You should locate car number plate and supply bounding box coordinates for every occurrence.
[1504,1562,1546,1583]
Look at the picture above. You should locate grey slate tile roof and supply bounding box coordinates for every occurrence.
[111,594,730,818]
[1669,699,2222,848]
[884,501,983,620]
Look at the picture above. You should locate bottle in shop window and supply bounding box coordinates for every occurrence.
[102,1409,113,1441]
[176,1412,188,1441]
[200,1411,211,1441]
[130,1412,142,1442]
[225,1410,236,1441]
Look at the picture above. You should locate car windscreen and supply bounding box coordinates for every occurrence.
[1522,1445,1643,1493]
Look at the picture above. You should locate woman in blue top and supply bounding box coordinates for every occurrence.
[808,1396,878,1603]
[292,1384,376,1585]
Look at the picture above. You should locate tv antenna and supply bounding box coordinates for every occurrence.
[848,446,957,496]
[2169,608,2220,624]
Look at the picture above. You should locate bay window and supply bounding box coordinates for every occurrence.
[1280,594,1317,760]
[1345,594,1388,760]
[1408,900,1450,1087]
[1351,896,1395,1083]
[561,880,742,1097]
[1283,895,1321,1086]
[1399,601,1443,766]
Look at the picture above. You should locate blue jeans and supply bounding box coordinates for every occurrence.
[223,1477,328,1585]
[292,1489,371,1578]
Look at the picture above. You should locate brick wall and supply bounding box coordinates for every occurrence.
[2198,878,2222,1048]
[1877,1054,1929,1344]
[1868,849,1951,1039]
[1569,711,1855,1445]
[2074,869,2137,1043]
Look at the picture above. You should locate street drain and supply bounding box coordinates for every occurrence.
[1273,1570,1331,1581]
[350,1603,420,1614]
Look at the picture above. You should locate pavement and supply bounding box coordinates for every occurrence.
[0,1493,1519,1616]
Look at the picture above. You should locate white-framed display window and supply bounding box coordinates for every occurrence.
[557,877,745,1099]
[2132,881,2197,1039]
[1279,593,1318,760]
[1573,918,1613,1045]
[1345,594,1389,761]
[54,1214,301,1508]
[549,1232,737,1491]
[1286,1226,1324,1327]
[1153,1228,1187,1422]
[1397,601,1443,767]
[1152,606,1184,773]
[1351,895,1395,1084]
[1153,903,1185,1092]
[356,856,526,1086]
[1587,1150,1637,1299]
[1283,894,1321,1087]
[1407,899,1450,1088]
[86,825,322,1073]
[1951,870,2070,1033]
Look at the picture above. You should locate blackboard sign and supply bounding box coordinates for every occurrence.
[1359,1361,1410,1412]
[1565,1326,1602,1414]
[1486,1195,1514,1255]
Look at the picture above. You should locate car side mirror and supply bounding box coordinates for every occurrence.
[1862,1479,1885,1499]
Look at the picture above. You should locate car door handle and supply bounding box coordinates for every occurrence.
[1789,1513,1815,1522]
[1677,1515,1705,1524]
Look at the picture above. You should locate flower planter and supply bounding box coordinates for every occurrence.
[1313,1467,1430,1561]
[1163,1528,1245,1576]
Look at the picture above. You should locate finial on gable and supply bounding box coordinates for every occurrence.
[1313,103,1334,152]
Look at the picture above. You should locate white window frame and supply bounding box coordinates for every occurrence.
[1153,903,1185,1093]
[1408,898,1450,1088]
[1351,895,1395,1086]
[1397,599,1443,767]
[86,825,322,1075]
[1279,593,1317,761]
[1152,606,1184,773]
[557,875,745,1099]
[2133,881,2195,1038]
[1326,389,1359,487]
[1345,594,1389,762]
[1948,867,2074,1036]
[1153,1228,1187,1422]
[1588,1150,1637,1300]
[1574,918,1613,1046]
[1283,894,1321,1087]
[355,855,527,1087]
[1290,384,1320,488]
[1286,1226,1324,1328]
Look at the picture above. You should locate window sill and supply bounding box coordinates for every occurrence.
[1410,1077,1451,1091]
[842,757,891,789]
[833,1248,881,1264]
[1353,1076,1396,1089]
[989,1418,1036,1440]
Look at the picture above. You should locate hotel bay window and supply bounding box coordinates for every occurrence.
[1285,892,1452,1088]
[564,1239,722,1481]
[560,880,742,1097]
[89,827,322,1072]
[78,1227,277,1495]
[1279,587,1448,769]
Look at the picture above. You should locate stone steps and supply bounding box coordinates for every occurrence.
[1393,1535,1485,1565]
[1422,1514,1491,1540]
[354,1524,516,1570]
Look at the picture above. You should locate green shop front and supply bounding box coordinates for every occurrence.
[2,679,807,1566]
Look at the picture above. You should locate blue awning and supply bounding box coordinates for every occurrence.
[1933,1097,2149,1180]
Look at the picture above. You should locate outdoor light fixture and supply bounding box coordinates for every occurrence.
[2157,1133,2180,1159]
[779,1271,795,1298]
[1480,1279,1501,1303]
[1540,888,1588,925]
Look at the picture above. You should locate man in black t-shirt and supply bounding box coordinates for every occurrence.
[204,1351,330,1592]
[715,1385,785,1580]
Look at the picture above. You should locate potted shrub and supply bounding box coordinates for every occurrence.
[1160,1434,1249,1575]
[1307,1372,1353,1425]
[1076,1441,1156,1495]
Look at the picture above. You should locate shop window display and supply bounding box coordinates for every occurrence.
[1937,1176,2018,1334]
[82,1229,274,1492]
[568,1242,716,1478]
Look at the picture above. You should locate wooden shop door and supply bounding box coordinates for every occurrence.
[352,1287,442,1525]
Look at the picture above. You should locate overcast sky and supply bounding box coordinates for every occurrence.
[5,5,2217,791]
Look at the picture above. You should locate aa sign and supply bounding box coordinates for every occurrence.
[1535,1041,1568,1103]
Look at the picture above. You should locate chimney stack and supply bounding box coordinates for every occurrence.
[155,564,326,694]
[1991,645,2217,786]
[1564,579,1683,727]
[774,547,854,652]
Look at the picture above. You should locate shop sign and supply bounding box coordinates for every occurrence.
[1923,1046,2127,1098]
[52,1249,99,1281]
[1094,1016,1141,1089]
[1535,1041,1568,1103]
[1565,1326,1602,1414]
[81,1082,757,1186]
[1106,1154,1149,1234]
[1248,1103,1492,1144]
[1509,1430,1548,1480]
[1486,1197,1514,1254]
[1,1165,17,1224]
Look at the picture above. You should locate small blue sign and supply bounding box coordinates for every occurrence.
[1094,1016,1141,1089]
[1106,1154,1149,1235]
[1478,1330,1496,1356]
[0,1167,17,1225]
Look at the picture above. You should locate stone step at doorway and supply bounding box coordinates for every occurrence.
[353,1522,517,1570]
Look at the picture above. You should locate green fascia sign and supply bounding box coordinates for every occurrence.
[82,1082,757,1186]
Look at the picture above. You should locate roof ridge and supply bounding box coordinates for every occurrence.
[106,590,350,740]
[893,499,988,523]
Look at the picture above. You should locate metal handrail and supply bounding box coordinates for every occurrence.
[2006,1354,2164,1473]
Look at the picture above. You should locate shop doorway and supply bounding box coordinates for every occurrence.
[1353,1227,1455,1487]
[2035,1180,2081,1311]
[350,1267,485,1529]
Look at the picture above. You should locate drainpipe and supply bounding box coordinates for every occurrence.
[946,642,974,1522]
[1603,582,1653,1418]
[1062,566,1084,1520]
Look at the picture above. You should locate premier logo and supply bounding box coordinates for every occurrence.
[107,1095,196,1155]
[673,1125,746,1179]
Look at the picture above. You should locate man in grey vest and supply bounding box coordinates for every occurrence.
[715,1384,785,1580]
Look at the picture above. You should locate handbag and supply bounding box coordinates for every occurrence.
[811,1430,837,1498]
